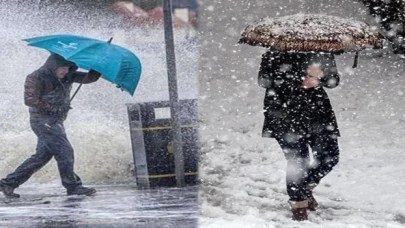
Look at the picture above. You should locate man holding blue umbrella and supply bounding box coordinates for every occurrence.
[0,54,101,197]
[1,34,141,198]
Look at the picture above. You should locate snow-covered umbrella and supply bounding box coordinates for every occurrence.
[239,14,383,66]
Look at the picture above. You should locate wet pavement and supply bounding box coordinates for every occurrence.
[0,183,198,228]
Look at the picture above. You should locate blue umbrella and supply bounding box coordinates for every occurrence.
[24,34,142,95]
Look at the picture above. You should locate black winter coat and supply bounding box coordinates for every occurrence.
[259,52,340,139]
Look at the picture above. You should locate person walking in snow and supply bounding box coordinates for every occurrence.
[259,51,340,221]
[0,54,100,198]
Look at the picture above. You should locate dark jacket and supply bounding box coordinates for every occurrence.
[25,54,100,120]
[259,52,340,139]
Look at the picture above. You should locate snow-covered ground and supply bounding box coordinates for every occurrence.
[198,1,405,227]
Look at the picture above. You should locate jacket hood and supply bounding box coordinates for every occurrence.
[41,54,78,78]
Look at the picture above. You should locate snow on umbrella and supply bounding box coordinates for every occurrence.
[239,14,383,53]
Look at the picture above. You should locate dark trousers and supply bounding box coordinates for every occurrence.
[1,115,82,191]
[275,134,339,201]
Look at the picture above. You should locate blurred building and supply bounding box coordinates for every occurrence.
[112,0,199,29]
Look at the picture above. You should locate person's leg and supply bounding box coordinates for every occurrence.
[305,134,339,210]
[40,121,81,190]
[276,136,311,201]
[307,134,339,185]
[275,135,311,220]
[0,120,54,198]
[42,121,95,195]
[1,139,52,188]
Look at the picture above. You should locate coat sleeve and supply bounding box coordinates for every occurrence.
[24,74,52,111]
[319,54,340,89]
[71,70,101,84]
[258,53,275,89]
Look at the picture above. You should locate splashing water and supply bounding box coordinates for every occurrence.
[0,1,198,183]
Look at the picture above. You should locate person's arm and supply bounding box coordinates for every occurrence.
[24,74,53,111]
[319,54,340,89]
[258,53,276,89]
[70,70,101,84]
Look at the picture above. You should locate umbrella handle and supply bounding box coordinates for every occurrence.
[352,51,359,68]
[70,73,89,102]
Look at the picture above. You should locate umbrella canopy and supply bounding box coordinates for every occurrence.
[239,14,383,53]
[24,34,142,95]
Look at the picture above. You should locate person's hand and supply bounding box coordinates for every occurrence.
[88,69,101,77]
[301,76,320,89]
[307,64,324,79]
[301,64,324,89]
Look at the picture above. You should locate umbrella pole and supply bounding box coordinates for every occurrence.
[162,0,186,187]
[70,72,90,102]
[352,51,359,68]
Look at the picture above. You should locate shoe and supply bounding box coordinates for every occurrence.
[289,200,309,221]
[67,186,96,196]
[0,182,20,198]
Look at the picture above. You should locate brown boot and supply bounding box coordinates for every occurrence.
[289,200,308,221]
[307,183,318,211]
